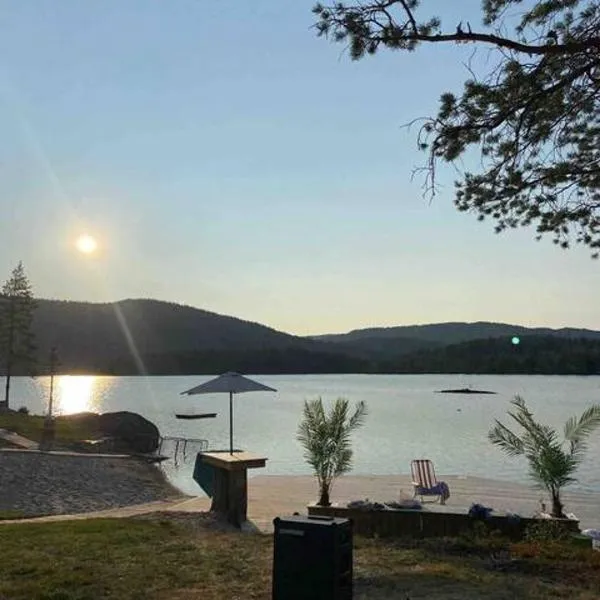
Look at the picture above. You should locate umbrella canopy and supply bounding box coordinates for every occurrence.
[181,372,276,454]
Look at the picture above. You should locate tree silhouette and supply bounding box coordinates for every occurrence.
[0,262,36,409]
[313,1,600,255]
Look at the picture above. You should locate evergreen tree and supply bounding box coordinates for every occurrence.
[0,262,36,409]
[313,1,600,255]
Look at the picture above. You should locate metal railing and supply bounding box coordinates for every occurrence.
[158,436,209,467]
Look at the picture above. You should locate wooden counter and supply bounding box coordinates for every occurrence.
[201,451,267,471]
[195,451,267,527]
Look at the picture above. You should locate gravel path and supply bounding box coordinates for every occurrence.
[0,449,184,516]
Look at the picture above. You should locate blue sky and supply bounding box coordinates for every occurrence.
[0,0,597,335]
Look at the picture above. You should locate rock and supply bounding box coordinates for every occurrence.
[64,411,160,454]
[70,437,116,454]
[97,412,160,454]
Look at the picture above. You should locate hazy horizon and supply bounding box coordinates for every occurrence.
[1,1,598,336]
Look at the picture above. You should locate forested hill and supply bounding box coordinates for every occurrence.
[314,321,600,346]
[311,321,600,362]
[381,336,600,375]
[28,298,365,374]
[8,299,600,375]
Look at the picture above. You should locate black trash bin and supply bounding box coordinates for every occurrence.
[272,514,352,600]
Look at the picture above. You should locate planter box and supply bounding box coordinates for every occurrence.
[307,504,580,540]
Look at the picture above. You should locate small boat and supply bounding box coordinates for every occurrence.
[437,388,497,395]
[175,413,217,420]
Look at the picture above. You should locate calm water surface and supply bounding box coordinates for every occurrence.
[10,374,600,495]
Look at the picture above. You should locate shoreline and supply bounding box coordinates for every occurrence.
[2,466,598,532]
[244,466,600,494]
[243,474,600,531]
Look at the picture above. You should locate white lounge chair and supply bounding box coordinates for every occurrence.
[411,459,450,505]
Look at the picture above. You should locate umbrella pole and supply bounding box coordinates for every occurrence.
[229,391,233,454]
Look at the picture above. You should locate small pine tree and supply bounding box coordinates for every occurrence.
[0,262,37,409]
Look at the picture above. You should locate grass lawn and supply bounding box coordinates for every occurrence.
[0,514,599,599]
[0,510,27,521]
[0,412,99,445]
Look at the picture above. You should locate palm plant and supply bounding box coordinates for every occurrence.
[489,396,600,518]
[297,397,367,506]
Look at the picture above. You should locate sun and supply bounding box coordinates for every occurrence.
[75,234,98,254]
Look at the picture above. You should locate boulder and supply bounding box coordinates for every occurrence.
[97,412,160,454]
[64,411,160,454]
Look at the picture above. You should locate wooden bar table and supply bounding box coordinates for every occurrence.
[195,451,267,527]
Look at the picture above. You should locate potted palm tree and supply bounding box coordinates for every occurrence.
[489,396,600,518]
[297,397,367,506]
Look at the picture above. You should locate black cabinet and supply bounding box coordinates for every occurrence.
[272,514,352,600]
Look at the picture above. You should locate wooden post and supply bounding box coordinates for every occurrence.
[199,451,267,527]
[41,348,59,451]
[210,468,248,526]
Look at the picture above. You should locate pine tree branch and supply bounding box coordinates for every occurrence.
[315,2,600,56]
[404,31,600,56]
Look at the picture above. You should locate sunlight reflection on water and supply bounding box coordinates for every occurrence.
[33,375,112,415]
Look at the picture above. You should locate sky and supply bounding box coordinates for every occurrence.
[0,0,597,336]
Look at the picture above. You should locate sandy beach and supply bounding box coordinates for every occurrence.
[168,473,600,532]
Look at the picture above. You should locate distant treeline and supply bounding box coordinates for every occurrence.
[381,336,600,375]
[33,335,600,376]
[104,347,369,375]
[2,298,598,376]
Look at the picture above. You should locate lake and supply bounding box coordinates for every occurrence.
[9,374,600,496]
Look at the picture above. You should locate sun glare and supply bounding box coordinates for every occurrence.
[75,234,98,254]
[56,375,97,414]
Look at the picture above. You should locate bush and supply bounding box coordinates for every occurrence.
[512,540,600,563]
[17,406,29,415]
[524,520,573,543]
[458,520,506,549]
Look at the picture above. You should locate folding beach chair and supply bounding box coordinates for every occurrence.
[411,459,450,505]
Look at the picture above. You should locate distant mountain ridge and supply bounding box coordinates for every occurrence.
[313,321,600,344]
[311,321,600,362]
[5,299,598,375]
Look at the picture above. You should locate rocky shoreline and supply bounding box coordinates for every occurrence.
[0,449,184,517]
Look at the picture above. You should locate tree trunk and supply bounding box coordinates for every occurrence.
[318,484,331,507]
[2,371,10,410]
[2,301,15,410]
[551,488,565,518]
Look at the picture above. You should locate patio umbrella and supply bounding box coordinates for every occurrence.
[181,371,276,454]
